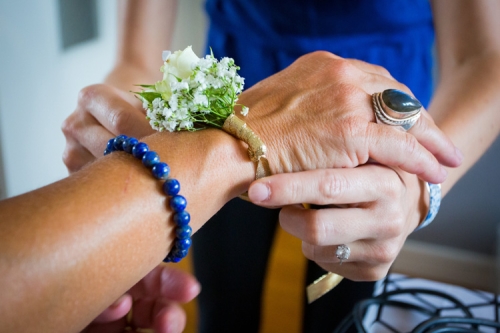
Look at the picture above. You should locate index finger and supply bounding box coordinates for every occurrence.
[248,165,397,207]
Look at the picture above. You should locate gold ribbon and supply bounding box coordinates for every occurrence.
[222,113,271,182]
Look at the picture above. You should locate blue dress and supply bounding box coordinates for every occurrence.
[192,1,435,332]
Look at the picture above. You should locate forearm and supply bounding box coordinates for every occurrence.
[0,129,252,332]
[429,56,500,196]
[106,0,178,91]
[430,0,500,196]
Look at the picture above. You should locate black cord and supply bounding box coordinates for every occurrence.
[413,317,500,333]
[332,287,499,333]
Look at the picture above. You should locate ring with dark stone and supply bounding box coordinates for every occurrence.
[372,89,422,131]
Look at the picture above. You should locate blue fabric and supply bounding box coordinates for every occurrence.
[205,0,434,106]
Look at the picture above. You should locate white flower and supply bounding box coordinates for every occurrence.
[162,107,173,119]
[193,94,208,107]
[179,120,193,129]
[152,98,162,109]
[241,106,249,117]
[171,81,189,92]
[161,46,200,82]
[164,120,178,132]
[176,108,189,120]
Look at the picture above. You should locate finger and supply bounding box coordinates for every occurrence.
[62,103,115,159]
[131,264,201,303]
[248,165,396,206]
[131,298,187,331]
[61,138,97,174]
[302,241,399,267]
[154,302,187,333]
[279,205,383,246]
[365,122,448,183]
[71,121,115,158]
[79,84,154,138]
[352,78,462,169]
[408,110,463,167]
[91,294,132,324]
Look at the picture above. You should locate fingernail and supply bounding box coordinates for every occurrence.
[110,294,127,309]
[455,147,464,164]
[248,183,269,202]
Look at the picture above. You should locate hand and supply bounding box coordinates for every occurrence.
[240,51,462,184]
[248,164,424,281]
[82,264,200,333]
[62,84,155,173]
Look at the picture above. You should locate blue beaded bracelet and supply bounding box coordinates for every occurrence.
[104,135,192,263]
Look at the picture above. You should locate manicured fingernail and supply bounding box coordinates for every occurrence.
[455,147,464,164]
[248,183,269,202]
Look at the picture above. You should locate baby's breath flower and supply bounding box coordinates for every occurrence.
[135,46,248,132]
[241,106,249,117]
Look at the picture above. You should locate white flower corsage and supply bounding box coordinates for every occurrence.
[135,46,248,132]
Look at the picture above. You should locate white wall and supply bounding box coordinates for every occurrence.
[0,0,206,198]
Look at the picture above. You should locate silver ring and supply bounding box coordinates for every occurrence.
[372,89,422,131]
[336,244,350,265]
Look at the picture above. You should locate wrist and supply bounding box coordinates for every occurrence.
[143,129,255,207]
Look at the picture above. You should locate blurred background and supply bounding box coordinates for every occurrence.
[0,0,499,330]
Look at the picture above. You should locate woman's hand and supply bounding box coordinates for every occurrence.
[61,84,155,173]
[83,265,200,333]
[248,164,424,281]
[240,51,462,184]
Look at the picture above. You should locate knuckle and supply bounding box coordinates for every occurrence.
[77,84,103,104]
[107,106,132,134]
[373,64,392,78]
[60,116,74,137]
[328,58,359,78]
[364,267,390,281]
[62,148,83,174]
[403,134,419,159]
[372,243,399,264]
[318,172,348,204]
[301,242,315,261]
[303,210,327,245]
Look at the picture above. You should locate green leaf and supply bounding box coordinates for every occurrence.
[135,84,156,89]
[135,91,162,103]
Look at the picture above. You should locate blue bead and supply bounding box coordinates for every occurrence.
[142,151,160,168]
[104,148,112,155]
[152,162,170,179]
[123,137,138,153]
[173,211,190,226]
[113,135,128,150]
[132,142,149,159]
[163,179,180,196]
[170,256,182,263]
[170,195,187,212]
[106,138,116,152]
[176,238,192,250]
[172,248,189,259]
[176,225,192,239]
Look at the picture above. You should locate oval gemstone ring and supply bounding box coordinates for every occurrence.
[372,89,422,131]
